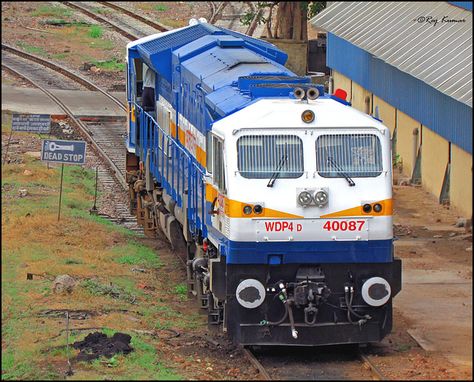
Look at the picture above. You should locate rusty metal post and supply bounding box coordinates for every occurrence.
[90,166,98,215]
[58,163,65,222]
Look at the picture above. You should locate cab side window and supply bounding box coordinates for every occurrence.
[212,136,226,193]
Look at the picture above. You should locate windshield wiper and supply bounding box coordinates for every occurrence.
[327,157,355,187]
[267,153,288,187]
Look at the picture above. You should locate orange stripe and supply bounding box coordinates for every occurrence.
[178,126,185,144]
[205,183,302,218]
[320,199,393,218]
[196,146,206,167]
[170,121,177,138]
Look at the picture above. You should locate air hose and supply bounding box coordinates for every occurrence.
[345,286,371,326]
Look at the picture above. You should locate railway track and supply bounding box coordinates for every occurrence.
[1,43,126,111]
[243,345,387,380]
[62,1,170,42]
[2,59,142,234]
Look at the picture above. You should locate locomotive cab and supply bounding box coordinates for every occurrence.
[205,96,401,345]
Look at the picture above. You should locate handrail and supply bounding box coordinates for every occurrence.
[133,102,207,238]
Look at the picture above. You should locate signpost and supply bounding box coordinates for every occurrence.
[3,113,51,165]
[12,114,51,133]
[40,139,87,221]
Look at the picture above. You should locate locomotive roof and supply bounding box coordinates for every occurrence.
[127,22,316,120]
[212,97,389,136]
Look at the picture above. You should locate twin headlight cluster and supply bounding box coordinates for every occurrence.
[297,188,329,208]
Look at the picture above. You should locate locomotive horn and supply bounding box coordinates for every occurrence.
[306,87,320,100]
[294,87,305,100]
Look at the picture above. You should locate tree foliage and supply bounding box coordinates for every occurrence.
[241,1,326,40]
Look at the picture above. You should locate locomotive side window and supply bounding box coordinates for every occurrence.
[213,136,226,193]
[316,134,383,178]
[237,135,303,179]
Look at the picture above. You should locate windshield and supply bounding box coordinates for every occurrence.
[237,135,304,179]
[316,134,383,178]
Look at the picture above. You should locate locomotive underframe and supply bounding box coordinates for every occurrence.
[223,261,401,346]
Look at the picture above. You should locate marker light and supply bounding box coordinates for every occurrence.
[298,191,313,206]
[253,205,263,214]
[243,205,252,215]
[363,204,372,213]
[373,203,382,213]
[301,110,315,123]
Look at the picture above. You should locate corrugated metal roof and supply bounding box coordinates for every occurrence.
[311,2,472,107]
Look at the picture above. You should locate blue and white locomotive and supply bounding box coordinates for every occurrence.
[125,21,401,346]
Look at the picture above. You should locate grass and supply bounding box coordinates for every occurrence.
[88,25,103,39]
[80,278,137,304]
[31,5,73,18]
[16,41,47,56]
[113,241,162,268]
[154,4,168,12]
[91,58,126,71]
[92,7,111,15]
[1,133,190,380]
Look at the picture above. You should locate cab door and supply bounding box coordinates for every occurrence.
[209,134,227,234]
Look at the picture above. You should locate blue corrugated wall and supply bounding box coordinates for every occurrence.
[327,33,472,154]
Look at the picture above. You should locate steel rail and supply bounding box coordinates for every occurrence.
[62,1,140,41]
[242,347,271,380]
[2,63,127,190]
[98,2,171,32]
[358,351,386,380]
[1,43,126,112]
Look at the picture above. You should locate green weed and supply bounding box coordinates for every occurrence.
[81,278,137,303]
[114,241,162,268]
[31,5,72,18]
[154,4,168,12]
[174,283,187,301]
[91,58,125,71]
[64,258,83,265]
[89,25,103,38]
[16,42,47,56]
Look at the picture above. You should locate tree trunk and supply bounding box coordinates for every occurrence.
[275,2,308,41]
[276,2,294,39]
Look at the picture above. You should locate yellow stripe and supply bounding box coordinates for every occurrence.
[320,199,393,218]
[131,104,135,122]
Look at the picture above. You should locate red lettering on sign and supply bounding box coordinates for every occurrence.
[264,221,301,232]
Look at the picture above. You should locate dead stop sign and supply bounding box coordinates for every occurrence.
[41,139,86,165]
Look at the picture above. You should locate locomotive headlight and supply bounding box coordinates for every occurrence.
[361,277,391,307]
[313,190,329,207]
[298,191,313,206]
[301,110,315,123]
[253,204,263,214]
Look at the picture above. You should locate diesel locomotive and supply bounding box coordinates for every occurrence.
[125,21,401,346]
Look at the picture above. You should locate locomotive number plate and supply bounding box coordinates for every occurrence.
[255,219,369,242]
